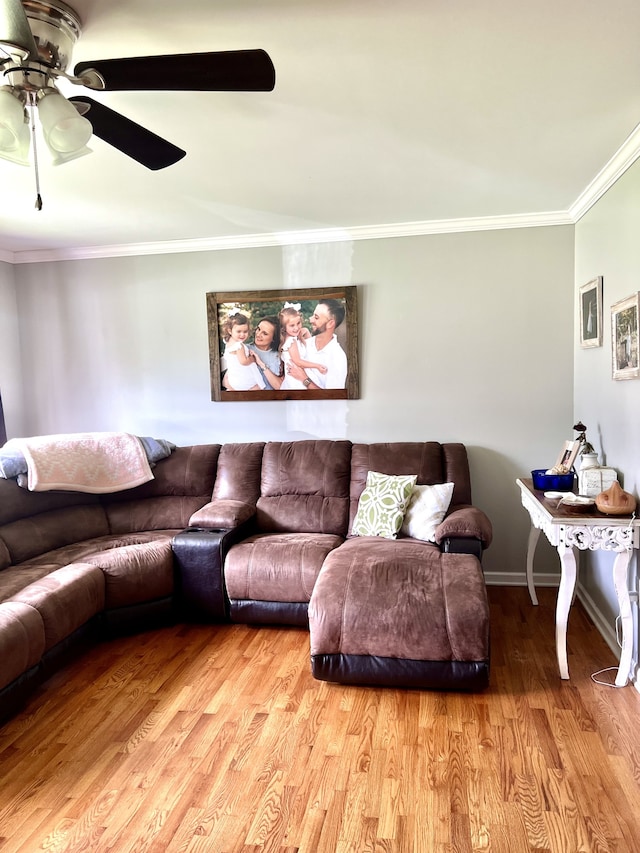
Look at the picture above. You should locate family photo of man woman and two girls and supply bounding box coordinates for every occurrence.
[220,297,348,392]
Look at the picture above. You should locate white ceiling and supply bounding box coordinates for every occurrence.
[2,0,640,262]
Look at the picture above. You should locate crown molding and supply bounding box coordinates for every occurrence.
[5,210,573,265]
[570,121,640,222]
[4,125,640,265]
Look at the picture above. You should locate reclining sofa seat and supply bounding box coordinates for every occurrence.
[221,440,352,626]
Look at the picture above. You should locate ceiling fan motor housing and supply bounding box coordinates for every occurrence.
[21,0,80,71]
[2,0,80,95]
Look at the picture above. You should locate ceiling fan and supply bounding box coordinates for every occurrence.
[0,0,276,173]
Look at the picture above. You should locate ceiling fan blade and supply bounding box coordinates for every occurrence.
[69,96,186,170]
[74,49,276,93]
[0,0,38,59]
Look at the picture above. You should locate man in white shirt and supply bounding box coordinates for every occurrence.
[287,299,347,389]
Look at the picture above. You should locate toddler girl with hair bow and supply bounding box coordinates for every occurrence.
[279,301,328,390]
[222,311,266,391]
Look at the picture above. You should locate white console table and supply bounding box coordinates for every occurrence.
[516,478,639,686]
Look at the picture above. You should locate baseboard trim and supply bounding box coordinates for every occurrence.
[484,571,559,588]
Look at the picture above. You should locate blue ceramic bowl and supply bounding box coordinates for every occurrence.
[531,469,575,491]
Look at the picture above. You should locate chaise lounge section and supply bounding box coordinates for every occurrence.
[308,441,491,690]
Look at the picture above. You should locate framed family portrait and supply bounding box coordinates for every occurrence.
[579,276,603,348]
[611,292,640,380]
[207,286,359,401]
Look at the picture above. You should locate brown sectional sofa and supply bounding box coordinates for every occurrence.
[0,438,492,725]
[0,443,220,722]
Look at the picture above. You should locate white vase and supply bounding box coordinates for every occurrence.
[580,452,599,470]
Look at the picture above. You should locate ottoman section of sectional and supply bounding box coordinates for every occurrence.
[308,537,490,691]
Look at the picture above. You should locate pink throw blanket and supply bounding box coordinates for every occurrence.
[9,432,154,493]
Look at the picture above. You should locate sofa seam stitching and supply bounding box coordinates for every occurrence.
[339,552,358,654]
[440,553,460,661]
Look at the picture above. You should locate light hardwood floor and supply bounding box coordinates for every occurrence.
[1,586,640,853]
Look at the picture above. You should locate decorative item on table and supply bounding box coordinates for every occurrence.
[531,437,580,491]
[559,494,596,513]
[531,468,575,491]
[573,421,598,468]
[595,481,637,516]
[573,420,619,497]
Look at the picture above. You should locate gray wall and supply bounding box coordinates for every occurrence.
[575,157,640,667]
[0,262,22,436]
[9,224,575,580]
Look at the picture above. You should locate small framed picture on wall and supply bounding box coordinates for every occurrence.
[579,276,603,348]
[611,292,640,380]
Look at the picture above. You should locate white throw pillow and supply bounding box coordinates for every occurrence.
[401,482,455,542]
[352,471,417,539]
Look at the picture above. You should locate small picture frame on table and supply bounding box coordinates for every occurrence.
[579,276,603,348]
[555,440,581,471]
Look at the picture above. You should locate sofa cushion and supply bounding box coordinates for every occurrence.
[309,537,489,662]
[224,532,344,604]
[256,441,351,535]
[0,476,102,527]
[351,471,416,539]
[212,442,265,503]
[8,564,105,651]
[0,561,66,603]
[0,602,45,690]
[83,539,174,608]
[0,531,179,603]
[101,444,221,533]
[0,504,110,566]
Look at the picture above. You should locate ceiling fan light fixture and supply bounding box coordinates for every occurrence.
[0,121,29,164]
[50,143,91,166]
[37,88,92,153]
[0,86,27,151]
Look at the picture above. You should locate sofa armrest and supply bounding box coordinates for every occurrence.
[434,505,493,551]
[188,499,255,529]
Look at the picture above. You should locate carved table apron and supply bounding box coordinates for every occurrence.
[517,478,639,686]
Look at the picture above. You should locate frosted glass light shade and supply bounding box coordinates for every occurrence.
[0,87,26,151]
[38,91,92,154]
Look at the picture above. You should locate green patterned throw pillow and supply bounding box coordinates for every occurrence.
[352,471,417,539]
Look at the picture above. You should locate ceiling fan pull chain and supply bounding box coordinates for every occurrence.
[29,98,43,211]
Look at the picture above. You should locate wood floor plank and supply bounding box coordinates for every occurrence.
[1,587,640,852]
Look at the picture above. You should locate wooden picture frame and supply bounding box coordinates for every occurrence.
[611,292,640,380]
[579,276,603,348]
[207,286,359,401]
[555,440,581,471]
